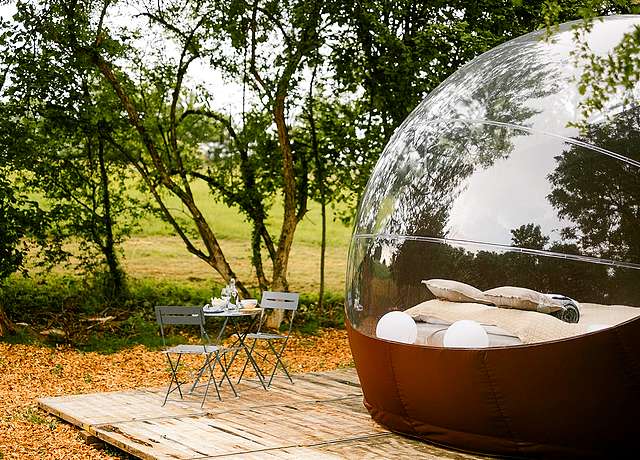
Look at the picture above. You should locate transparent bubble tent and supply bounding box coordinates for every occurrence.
[345,16,640,458]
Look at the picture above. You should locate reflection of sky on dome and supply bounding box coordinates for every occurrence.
[404,16,640,138]
[445,131,571,245]
[356,16,640,270]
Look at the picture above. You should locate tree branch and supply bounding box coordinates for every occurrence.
[249,0,272,99]
[103,132,209,261]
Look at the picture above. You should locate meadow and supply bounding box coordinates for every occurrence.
[122,180,353,295]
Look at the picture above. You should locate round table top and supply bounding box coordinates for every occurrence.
[203,307,262,317]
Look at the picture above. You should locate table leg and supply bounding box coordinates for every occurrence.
[220,315,267,390]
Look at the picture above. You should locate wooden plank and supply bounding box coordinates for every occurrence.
[38,368,486,460]
[317,433,491,459]
[79,430,103,446]
[39,389,206,427]
[209,434,490,460]
[89,398,385,458]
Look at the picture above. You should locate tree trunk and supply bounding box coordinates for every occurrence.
[251,224,269,291]
[97,134,125,300]
[319,199,326,313]
[266,92,298,329]
[307,65,325,314]
[271,92,298,294]
[0,305,13,337]
[92,52,250,298]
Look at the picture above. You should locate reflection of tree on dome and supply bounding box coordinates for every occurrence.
[548,105,640,302]
[358,122,529,242]
[549,105,640,266]
[348,221,631,322]
[383,223,613,310]
[356,41,564,242]
[412,37,561,125]
[415,35,560,123]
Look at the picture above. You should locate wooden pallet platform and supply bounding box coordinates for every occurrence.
[38,368,485,459]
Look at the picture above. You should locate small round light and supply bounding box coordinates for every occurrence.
[443,320,489,349]
[376,311,418,344]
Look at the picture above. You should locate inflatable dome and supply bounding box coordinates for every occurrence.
[346,15,640,458]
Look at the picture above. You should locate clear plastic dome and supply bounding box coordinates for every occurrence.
[346,16,640,349]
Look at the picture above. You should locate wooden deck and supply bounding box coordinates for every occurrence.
[38,368,485,459]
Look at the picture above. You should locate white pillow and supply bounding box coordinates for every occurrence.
[483,286,563,313]
[422,279,491,304]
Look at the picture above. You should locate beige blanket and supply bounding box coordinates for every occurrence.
[405,299,640,344]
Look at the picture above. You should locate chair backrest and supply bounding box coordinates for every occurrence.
[260,291,299,311]
[155,306,208,346]
[255,292,299,336]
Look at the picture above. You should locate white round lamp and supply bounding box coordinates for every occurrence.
[376,311,418,344]
[443,320,489,349]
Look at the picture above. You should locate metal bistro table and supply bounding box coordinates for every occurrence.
[191,306,267,393]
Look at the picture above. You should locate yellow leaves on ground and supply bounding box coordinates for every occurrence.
[0,329,352,459]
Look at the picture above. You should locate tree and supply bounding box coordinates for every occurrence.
[511,224,550,250]
[21,120,136,300]
[0,7,140,300]
[0,111,45,334]
[0,177,37,335]
[1,0,333,308]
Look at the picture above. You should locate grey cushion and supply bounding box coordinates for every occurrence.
[422,279,492,304]
[484,286,563,313]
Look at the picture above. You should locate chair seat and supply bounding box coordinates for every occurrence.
[163,344,220,354]
[246,332,287,340]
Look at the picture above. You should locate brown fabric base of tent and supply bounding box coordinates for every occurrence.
[347,318,640,458]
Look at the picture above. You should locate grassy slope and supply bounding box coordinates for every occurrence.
[123,180,353,294]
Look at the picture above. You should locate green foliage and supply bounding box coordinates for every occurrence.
[0,270,344,349]
[294,291,345,334]
[0,274,214,352]
[331,1,594,133]
[573,18,640,124]
[1,274,212,323]
[536,2,640,126]
[80,312,168,354]
[0,0,142,299]
[0,176,39,280]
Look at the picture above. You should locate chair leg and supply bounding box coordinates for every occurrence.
[217,352,238,398]
[202,353,221,407]
[248,341,268,389]
[163,353,183,406]
[189,352,210,393]
[238,339,267,389]
[267,339,293,387]
[218,352,229,387]
[237,339,254,383]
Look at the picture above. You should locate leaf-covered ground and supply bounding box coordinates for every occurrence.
[0,329,352,459]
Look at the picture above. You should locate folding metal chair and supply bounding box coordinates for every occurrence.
[155,306,237,407]
[238,291,299,387]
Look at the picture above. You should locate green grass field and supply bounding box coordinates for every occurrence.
[132,180,353,248]
[118,181,353,295]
